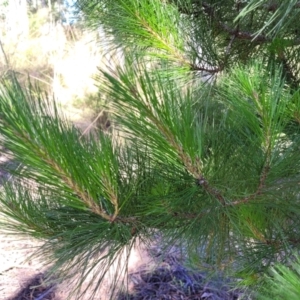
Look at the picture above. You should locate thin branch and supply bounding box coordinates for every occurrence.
[79,109,105,139]
[180,2,300,47]
[135,12,191,67]
[201,2,270,43]
[43,159,116,222]
[190,64,222,73]
[126,83,227,206]
[225,35,236,57]
[197,176,226,205]
[230,165,270,206]
[220,23,269,43]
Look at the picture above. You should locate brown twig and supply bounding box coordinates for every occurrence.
[220,23,269,43]
[201,2,269,43]
[179,2,300,47]
[230,165,270,206]
[79,108,106,139]
[189,64,222,73]
[197,176,226,205]
[47,160,118,222]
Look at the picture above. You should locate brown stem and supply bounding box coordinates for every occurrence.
[189,64,222,73]
[230,164,270,206]
[197,176,226,205]
[179,2,300,47]
[43,158,119,222]
[201,2,269,43]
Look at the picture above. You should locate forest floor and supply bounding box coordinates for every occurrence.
[0,232,249,300]
[0,233,149,299]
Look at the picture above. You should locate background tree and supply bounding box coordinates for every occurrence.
[0,0,300,299]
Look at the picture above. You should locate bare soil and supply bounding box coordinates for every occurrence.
[0,235,153,300]
[0,234,248,300]
[0,235,49,300]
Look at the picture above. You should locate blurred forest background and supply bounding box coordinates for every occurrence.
[0,0,112,131]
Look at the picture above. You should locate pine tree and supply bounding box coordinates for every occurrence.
[0,0,300,299]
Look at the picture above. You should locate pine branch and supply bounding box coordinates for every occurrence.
[11,126,118,221]
[127,78,228,206]
[133,7,219,73]
[188,2,300,47]
[55,161,118,222]
[134,10,189,67]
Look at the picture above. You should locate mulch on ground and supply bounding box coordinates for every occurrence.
[118,258,245,300]
[8,273,56,300]
[8,256,249,300]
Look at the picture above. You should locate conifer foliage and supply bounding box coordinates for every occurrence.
[0,0,300,299]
